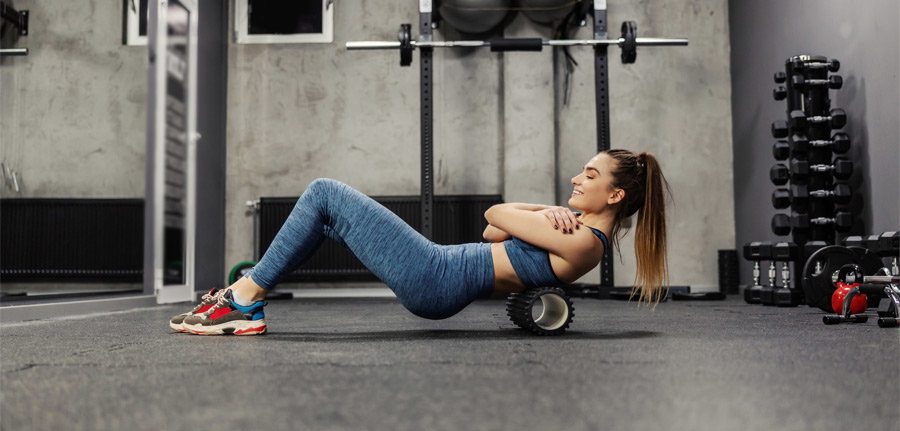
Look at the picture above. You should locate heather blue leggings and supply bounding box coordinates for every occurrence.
[243,178,495,320]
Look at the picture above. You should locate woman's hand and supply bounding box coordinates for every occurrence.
[536,206,582,234]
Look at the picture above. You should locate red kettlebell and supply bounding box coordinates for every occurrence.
[831,282,868,314]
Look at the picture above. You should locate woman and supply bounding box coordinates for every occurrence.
[170,149,670,335]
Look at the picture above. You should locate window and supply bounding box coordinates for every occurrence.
[235,0,334,44]
[123,0,149,46]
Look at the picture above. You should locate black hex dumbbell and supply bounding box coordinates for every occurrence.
[743,241,773,304]
[773,242,801,307]
[773,86,787,101]
[774,71,787,83]
[792,58,840,72]
[789,109,847,130]
[771,120,789,138]
[790,75,843,90]
[772,140,790,160]
[843,235,867,248]
[772,211,854,234]
[771,183,852,210]
[761,242,794,305]
[789,158,853,180]
[789,133,850,154]
[770,163,790,186]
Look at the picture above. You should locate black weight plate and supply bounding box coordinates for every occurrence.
[847,246,886,308]
[847,246,886,274]
[801,245,859,312]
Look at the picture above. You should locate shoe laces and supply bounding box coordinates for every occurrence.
[200,288,225,304]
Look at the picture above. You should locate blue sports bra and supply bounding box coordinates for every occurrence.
[502,226,609,288]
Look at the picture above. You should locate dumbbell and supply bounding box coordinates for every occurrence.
[770,163,790,185]
[773,140,789,160]
[760,242,794,305]
[743,241,773,304]
[789,158,853,180]
[773,86,787,101]
[771,183,852,210]
[789,109,847,130]
[771,211,854,235]
[791,58,840,72]
[789,133,850,154]
[771,120,789,139]
[843,235,867,249]
[791,75,843,90]
[774,71,787,83]
[773,242,801,307]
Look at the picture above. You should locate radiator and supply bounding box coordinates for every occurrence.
[257,194,503,282]
[0,199,144,282]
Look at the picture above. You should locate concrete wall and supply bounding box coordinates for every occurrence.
[226,0,734,291]
[1,1,228,295]
[729,0,900,285]
[0,0,147,199]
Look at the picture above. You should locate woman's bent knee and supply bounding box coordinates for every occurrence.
[308,178,343,193]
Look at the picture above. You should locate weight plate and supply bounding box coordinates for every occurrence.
[847,246,886,308]
[620,21,636,64]
[228,261,257,285]
[801,245,858,312]
[846,246,885,275]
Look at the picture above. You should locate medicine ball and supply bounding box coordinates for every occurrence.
[521,0,579,25]
[438,0,513,34]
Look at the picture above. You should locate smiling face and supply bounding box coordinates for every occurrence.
[568,152,624,214]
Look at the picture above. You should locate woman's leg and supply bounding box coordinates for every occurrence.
[237,178,494,319]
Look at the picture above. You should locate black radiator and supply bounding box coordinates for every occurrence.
[257,194,503,282]
[0,199,144,282]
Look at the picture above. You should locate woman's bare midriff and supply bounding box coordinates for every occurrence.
[490,242,525,293]
[489,242,589,294]
[491,240,603,293]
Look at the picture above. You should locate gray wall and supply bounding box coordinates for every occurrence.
[730,0,900,285]
[0,0,147,199]
[225,0,735,291]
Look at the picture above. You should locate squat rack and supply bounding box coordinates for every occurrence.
[346,1,688,288]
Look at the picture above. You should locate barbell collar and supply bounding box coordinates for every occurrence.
[346,37,688,51]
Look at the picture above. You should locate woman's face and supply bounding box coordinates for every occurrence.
[568,153,623,213]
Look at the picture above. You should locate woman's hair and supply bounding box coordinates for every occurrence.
[603,149,671,307]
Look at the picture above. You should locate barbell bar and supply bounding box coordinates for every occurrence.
[346,37,688,50]
[347,22,687,66]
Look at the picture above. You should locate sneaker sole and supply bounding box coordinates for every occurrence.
[169,321,189,332]
[184,319,267,336]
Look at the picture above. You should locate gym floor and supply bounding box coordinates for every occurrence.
[2,296,897,430]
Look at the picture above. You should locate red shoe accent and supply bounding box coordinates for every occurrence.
[235,325,266,335]
[208,306,233,321]
[195,304,214,314]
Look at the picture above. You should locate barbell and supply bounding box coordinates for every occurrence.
[346,21,688,66]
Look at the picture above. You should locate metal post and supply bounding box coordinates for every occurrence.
[419,1,434,240]
[593,0,613,287]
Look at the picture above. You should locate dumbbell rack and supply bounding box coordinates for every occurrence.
[770,55,855,246]
[744,55,860,307]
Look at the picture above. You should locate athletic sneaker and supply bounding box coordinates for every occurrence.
[181,289,267,336]
[169,288,225,332]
